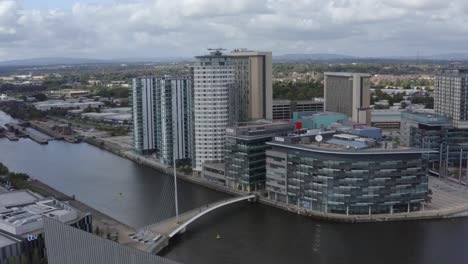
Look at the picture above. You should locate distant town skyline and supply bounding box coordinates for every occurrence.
[2,0,468,60]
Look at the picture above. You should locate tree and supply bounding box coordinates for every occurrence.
[401,102,408,109]
[32,248,40,264]
[374,104,389,110]
[32,93,47,102]
[0,162,9,175]
[94,226,102,236]
[8,256,18,264]
[20,254,28,264]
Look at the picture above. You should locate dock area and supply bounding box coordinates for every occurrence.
[29,120,80,143]
[2,130,19,141]
[5,123,48,144]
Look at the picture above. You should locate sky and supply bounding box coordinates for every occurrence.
[1,0,468,60]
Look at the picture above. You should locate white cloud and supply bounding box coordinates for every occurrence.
[1,0,468,60]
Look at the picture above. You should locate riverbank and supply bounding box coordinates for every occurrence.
[85,136,245,196]
[86,135,468,224]
[85,137,172,173]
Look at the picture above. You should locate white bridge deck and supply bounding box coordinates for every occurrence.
[131,194,257,248]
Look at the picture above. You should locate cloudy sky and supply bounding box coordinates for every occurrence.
[1,0,468,60]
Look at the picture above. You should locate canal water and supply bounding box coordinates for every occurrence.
[0,113,467,264]
[0,111,15,128]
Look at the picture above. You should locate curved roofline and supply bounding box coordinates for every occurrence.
[267,142,437,155]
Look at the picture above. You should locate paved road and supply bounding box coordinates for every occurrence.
[427,177,468,210]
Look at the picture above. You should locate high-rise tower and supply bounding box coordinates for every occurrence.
[131,76,192,164]
[434,68,468,129]
[192,50,235,171]
[324,72,371,124]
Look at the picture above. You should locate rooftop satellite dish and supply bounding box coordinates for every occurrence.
[315,135,323,142]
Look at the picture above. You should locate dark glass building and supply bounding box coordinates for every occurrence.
[266,133,430,215]
[225,121,295,192]
[400,110,468,170]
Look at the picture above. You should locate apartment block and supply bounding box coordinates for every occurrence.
[324,72,371,124]
[192,50,235,171]
[228,49,273,122]
[434,68,468,129]
[131,76,192,164]
[192,49,273,171]
[272,99,324,120]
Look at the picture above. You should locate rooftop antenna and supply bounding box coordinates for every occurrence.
[208,48,226,55]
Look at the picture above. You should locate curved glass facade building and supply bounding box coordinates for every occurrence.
[266,135,430,215]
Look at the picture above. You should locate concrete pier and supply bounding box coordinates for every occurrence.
[29,120,79,143]
[1,130,18,141]
[5,123,48,144]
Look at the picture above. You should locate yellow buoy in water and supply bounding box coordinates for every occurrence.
[216,234,221,240]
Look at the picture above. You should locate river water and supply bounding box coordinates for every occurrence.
[0,112,467,264]
[0,110,15,128]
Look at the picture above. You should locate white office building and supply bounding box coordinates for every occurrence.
[192,50,235,171]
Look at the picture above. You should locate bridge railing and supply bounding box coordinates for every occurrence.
[140,194,256,233]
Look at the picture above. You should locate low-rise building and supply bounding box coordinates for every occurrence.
[272,99,324,120]
[201,162,226,186]
[43,218,177,264]
[266,131,430,215]
[0,230,23,264]
[400,110,468,165]
[350,125,382,140]
[0,190,92,262]
[34,100,104,111]
[101,107,131,114]
[81,112,131,125]
[67,91,89,98]
[292,111,348,130]
[224,121,296,191]
[371,110,403,128]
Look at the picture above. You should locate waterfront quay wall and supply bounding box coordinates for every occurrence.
[259,197,468,223]
[85,137,171,173]
[84,137,245,197]
[85,137,468,223]
[5,123,48,144]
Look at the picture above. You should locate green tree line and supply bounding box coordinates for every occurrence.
[273,80,323,100]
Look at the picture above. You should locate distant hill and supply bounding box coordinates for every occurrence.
[0,57,109,66]
[422,53,468,61]
[2,52,468,67]
[274,53,355,61]
[273,53,468,63]
[0,57,192,66]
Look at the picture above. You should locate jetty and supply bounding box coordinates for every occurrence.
[30,120,80,143]
[5,123,48,144]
